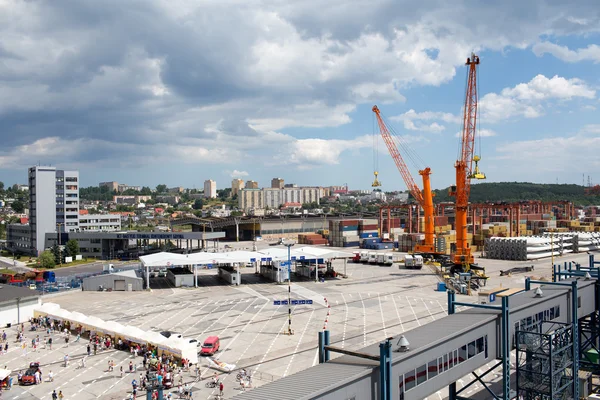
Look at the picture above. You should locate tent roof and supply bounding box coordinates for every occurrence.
[294,246,355,258]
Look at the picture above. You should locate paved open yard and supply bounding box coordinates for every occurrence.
[4,243,590,400]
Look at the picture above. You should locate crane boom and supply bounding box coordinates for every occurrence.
[450,53,486,267]
[372,105,436,254]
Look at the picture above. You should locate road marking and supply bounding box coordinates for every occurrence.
[283,308,315,377]
[421,298,436,322]
[390,293,405,333]
[378,294,388,338]
[406,296,422,326]
[359,293,367,346]
[341,293,349,348]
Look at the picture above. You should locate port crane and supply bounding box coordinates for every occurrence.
[448,53,486,274]
[372,105,438,257]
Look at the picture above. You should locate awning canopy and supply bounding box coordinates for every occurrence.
[294,246,355,259]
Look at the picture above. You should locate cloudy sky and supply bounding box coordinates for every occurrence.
[0,0,599,191]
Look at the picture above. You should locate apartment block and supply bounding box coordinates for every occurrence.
[28,166,57,255]
[271,178,284,189]
[56,170,80,232]
[231,179,245,197]
[204,180,217,198]
[246,180,259,189]
[238,189,264,210]
[118,184,141,193]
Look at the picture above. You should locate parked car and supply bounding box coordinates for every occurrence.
[200,336,220,356]
[19,362,41,385]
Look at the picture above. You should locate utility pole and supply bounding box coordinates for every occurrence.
[284,242,294,335]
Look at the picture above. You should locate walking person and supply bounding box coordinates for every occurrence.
[87,344,91,356]
[21,342,27,356]
[58,390,64,400]
[219,382,224,397]
[52,390,58,400]
[120,365,124,378]
[48,337,53,350]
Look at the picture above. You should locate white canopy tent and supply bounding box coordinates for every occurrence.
[294,246,354,258]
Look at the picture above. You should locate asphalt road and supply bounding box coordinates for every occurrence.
[52,260,140,277]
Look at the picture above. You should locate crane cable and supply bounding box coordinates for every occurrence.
[379,111,426,172]
[373,112,379,175]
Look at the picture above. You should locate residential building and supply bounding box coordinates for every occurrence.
[56,170,80,232]
[117,184,141,193]
[231,179,245,197]
[238,189,264,210]
[79,214,122,232]
[263,188,282,209]
[27,166,57,256]
[7,224,32,254]
[15,184,29,191]
[99,181,119,191]
[204,180,217,199]
[284,183,297,188]
[168,187,184,194]
[113,195,152,204]
[271,178,284,189]
[246,180,259,189]
[238,187,320,211]
[155,195,180,205]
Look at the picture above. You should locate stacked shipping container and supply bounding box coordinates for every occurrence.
[328,219,360,247]
[298,233,328,245]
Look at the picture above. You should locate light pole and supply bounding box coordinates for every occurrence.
[284,242,294,335]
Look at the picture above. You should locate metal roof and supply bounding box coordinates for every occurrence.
[234,360,376,400]
[0,284,39,303]
[234,279,594,400]
[112,270,141,279]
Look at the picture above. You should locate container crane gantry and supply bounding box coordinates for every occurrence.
[372,105,438,257]
[448,53,486,274]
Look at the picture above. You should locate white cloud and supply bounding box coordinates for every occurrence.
[454,128,496,138]
[391,109,460,133]
[493,124,600,174]
[480,75,596,122]
[230,170,249,178]
[532,42,600,63]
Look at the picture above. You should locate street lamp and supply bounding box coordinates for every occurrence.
[283,241,294,335]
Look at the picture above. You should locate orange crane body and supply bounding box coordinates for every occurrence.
[372,105,436,253]
[449,54,485,266]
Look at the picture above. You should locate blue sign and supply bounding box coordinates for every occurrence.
[490,293,496,303]
[273,299,313,305]
[280,261,290,267]
[250,258,256,262]
[261,258,267,262]
[291,256,297,261]
[300,256,305,260]
[267,257,272,261]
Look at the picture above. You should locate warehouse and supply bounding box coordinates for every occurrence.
[82,270,144,291]
[0,285,41,327]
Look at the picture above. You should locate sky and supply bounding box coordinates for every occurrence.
[0,0,599,192]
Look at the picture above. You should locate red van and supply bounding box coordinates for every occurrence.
[200,336,220,356]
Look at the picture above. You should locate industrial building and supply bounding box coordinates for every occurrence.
[0,285,41,327]
[82,270,144,291]
[44,230,225,259]
[235,261,600,400]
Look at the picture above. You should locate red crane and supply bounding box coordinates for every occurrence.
[449,53,486,270]
[372,105,437,255]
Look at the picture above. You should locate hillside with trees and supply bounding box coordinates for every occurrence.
[431,182,600,206]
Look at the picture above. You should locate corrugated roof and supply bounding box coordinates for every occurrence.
[112,270,141,279]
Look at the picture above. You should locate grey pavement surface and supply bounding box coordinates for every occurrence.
[3,241,593,400]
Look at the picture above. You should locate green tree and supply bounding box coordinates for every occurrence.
[11,200,25,213]
[140,186,152,195]
[193,199,204,210]
[51,244,61,264]
[39,250,56,269]
[156,184,167,193]
[66,239,80,257]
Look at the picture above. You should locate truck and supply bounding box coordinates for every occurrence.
[352,252,361,263]
[382,253,396,266]
[368,252,378,264]
[360,251,370,263]
[103,264,115,273]
[404,254,424,270]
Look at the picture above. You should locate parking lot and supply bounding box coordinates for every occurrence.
[4,243,581,400]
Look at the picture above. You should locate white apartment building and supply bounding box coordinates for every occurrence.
[204,180,217,198]
[27,166,57,256]
[56,170,80,232]
[79,214,122,232]
[239,187,321,211]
